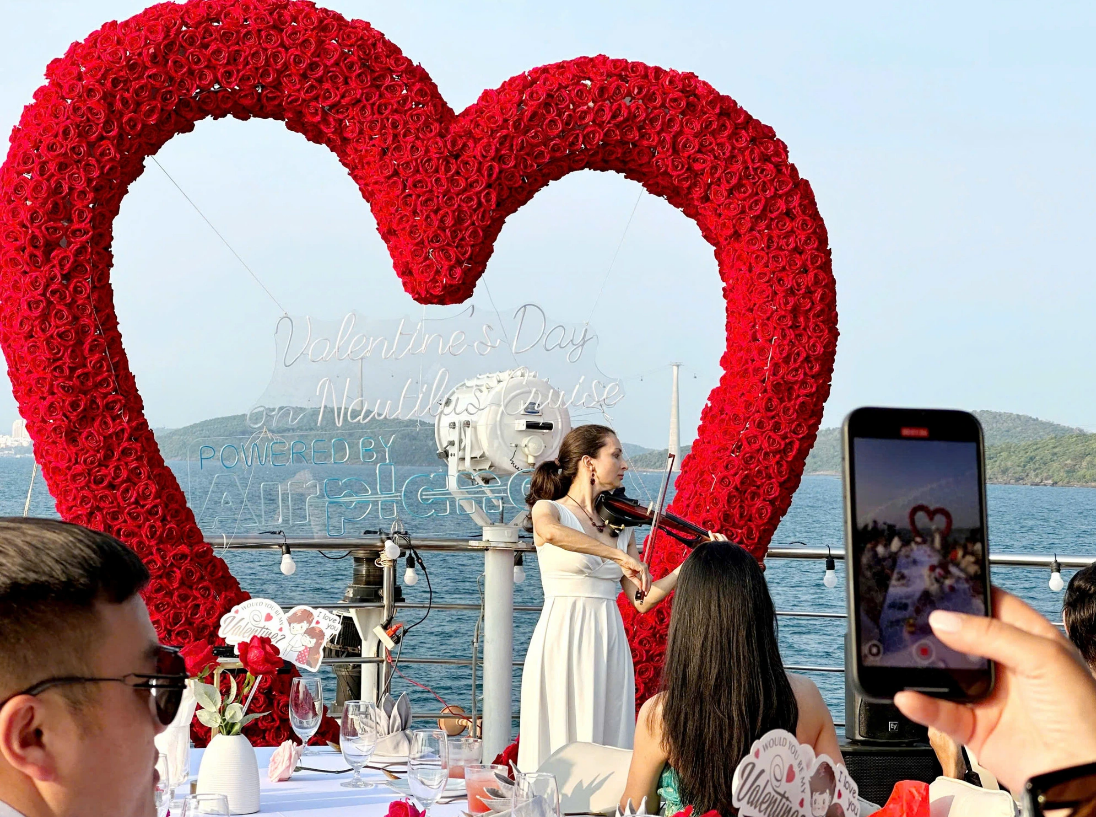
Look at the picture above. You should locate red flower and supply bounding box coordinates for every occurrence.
[180,642,217,678]
[238,636,283,676]
[387,800,424,817]
[492,736,519,774]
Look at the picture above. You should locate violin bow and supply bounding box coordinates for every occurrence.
[636,452,675,601]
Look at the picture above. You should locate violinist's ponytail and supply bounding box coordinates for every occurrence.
[526,459,566,504]
[525,424,616,506]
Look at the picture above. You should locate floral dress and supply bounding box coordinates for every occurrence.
[658,766,686,816]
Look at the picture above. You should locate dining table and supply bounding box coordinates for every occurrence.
[186,746,472,817]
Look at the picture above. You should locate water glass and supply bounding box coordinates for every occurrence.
[340,700,379,789]
[289,676,323,755]
[465,764,508,814]
[180,793,230,815]
[447,736,482,779]
[512,772,561,817]
[153,752,171,817]
[408,729,450,816]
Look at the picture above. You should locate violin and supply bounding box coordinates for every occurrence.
[595,488,712,549]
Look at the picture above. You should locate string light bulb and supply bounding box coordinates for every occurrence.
[279,543,296,576]
[823,546,837,589]
[404,553,418,587]
[383,538,401,560]
[1049,555,1064,592]
[514,551,525,584]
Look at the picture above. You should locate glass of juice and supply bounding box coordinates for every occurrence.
[448,737,483,779]
[465,764,508,814]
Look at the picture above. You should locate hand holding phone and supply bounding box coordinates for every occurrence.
[844,407,994,702]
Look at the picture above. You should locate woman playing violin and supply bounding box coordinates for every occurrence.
[517,424,725,772]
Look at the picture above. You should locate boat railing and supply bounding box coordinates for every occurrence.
[209,536,1093,744]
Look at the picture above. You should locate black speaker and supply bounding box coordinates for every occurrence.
[844,631,928,744]
[840,742,942,807]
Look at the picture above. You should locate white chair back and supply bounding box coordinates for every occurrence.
[536,742,634,815]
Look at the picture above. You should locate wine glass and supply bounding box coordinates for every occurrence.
[340,700,379,788]
[289,676,323,756]
[153,752,171,817]
[512,772,561,817]
[180,794,230,815]
[408,729,450,817]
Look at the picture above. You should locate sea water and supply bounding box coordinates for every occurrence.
[1,457,1090,736]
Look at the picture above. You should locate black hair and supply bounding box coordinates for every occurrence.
[1064,563,1096,669]
[0,517,150,698]
[656,541,798,816]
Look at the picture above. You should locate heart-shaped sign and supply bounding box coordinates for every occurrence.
[909,504,954,540]
[0,0,836,739]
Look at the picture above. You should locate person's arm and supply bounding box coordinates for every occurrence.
[619,696,668,813]
[531,501,651,594]
[894,587,1096,793]
[790,674,843,765]
[620,529,681,614]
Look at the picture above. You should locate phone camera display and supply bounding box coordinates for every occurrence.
[853,437,988,669]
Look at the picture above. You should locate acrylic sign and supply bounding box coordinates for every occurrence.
[217,598,341,672]
[731,729,859,817]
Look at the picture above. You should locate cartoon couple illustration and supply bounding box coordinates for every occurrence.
[286,608,326,671]
[809,761,844,817]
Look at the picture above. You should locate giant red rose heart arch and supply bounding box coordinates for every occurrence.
[0,0,837,738]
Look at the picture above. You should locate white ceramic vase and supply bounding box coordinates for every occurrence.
[196,733,261,815]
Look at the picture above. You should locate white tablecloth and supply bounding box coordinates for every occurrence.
[188,747,471,817]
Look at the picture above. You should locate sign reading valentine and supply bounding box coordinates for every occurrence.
[218,599,341,672]
[731,730,859,817]
[248,304,623,430]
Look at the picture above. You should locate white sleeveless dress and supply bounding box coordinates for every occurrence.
[517,500,636,772]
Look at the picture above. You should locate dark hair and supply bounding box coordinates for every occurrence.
[287,609,314,625]
[1064,564,1096,668]
[0,517,149,698]
[525,424,616,505]
[657,541,798,816]
[810,760,836,796]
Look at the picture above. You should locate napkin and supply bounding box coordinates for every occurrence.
[615,798,650,817]
[374,692,413,756]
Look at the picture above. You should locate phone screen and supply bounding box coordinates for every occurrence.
[852,436,989,670]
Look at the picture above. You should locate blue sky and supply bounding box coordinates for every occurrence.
[1,1,1094,448]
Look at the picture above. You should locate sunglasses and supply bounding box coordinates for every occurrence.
[0,645,188,726]
[1023,761,1096,817]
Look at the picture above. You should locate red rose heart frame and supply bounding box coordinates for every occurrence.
[0,0,837,738]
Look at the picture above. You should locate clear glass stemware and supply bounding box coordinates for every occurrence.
[180,793,230,816]
[340,699,379,788]
[153,752,171,817]
[408,728,450,817]
[512,771,561,817]
[289,676,323,756]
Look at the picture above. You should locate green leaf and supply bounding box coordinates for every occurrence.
[193,681,221,712]
[226,673,238,706]
[224,703,244,724]
[195,709,222,729]
[223,721,241,736]
[240,712,269,727]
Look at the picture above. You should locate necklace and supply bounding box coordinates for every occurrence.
[564,494,605,533]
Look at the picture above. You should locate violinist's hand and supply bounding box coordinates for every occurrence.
[708,531,728,541]
[619,552,652,594]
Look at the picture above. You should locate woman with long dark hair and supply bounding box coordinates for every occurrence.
[619,541,841,815]
[518,424,724,772]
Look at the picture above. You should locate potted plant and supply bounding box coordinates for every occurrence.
[186,636,282,814]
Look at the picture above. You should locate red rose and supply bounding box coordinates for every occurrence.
[492,736,519,773]
[180,642,217,679]
[387,799,424,817]
[238,636,283,676]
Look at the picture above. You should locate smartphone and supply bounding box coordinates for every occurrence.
[844,407,994,702]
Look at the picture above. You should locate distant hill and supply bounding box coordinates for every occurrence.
[628,412,1096,487]
[154,412,444,465]
[629,445,692,470]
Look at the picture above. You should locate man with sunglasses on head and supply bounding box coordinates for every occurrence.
[0,518,188,817]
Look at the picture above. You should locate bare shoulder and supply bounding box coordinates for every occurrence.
[636,693,665,737]
[787,672,822,701]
